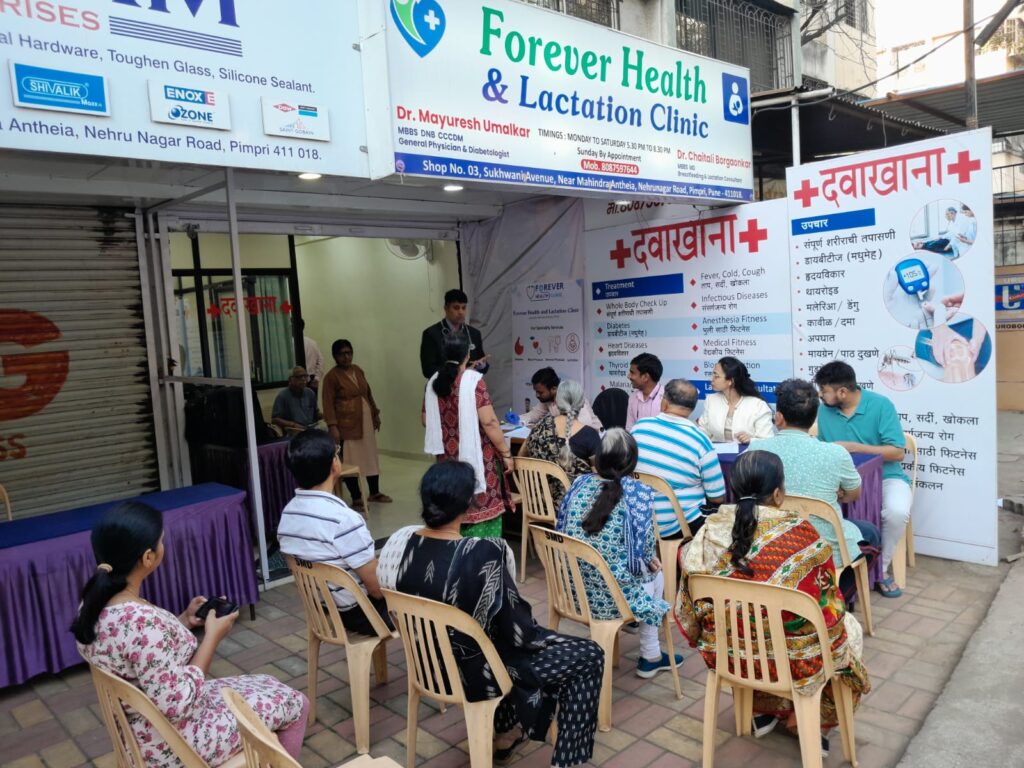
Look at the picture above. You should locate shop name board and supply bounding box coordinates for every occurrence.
[0,0,367,175]
[382,0,753,201]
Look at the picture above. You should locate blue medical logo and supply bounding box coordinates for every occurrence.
[12,63,109,115]
[721,73,749,125]
[391,0,446,58]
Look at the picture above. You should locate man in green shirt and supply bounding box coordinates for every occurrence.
[814,361,910,598]
[749,379,881,600]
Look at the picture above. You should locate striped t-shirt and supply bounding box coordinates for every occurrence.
[632,414,726,535]
[277,489,376,609]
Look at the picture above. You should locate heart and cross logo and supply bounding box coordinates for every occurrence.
[391,0,446,58]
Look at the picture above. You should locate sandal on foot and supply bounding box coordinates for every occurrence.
[367,493,393,503]
[875,576,903,598]
[494,729,529,764]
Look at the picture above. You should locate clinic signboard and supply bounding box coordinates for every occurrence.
[377,0,754,201]
[0,0,367,175]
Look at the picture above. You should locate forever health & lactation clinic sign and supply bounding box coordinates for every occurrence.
[0,0,367,175]
[375,0,754,202]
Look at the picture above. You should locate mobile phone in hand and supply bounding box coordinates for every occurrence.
[195,597,238,620]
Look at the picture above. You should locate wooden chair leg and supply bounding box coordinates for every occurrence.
[464,699,501,768]
[791,690,825,768]
[854,560,874,636]
[306,635,321,726]
[662,615,683,700]
[892,533,908,590]
[405,686,420,768]
[519,512,529,583]
[906,515,916,568]
[834,679,859,767]
[590,621,620,732]
[348,643,377,755]
[702,670,722,768]
[732,686,753,736]
[372,640,389,685]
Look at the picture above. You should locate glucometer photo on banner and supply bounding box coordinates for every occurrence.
[883,253,965,330]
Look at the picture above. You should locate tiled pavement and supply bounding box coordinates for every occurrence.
[0,517,1016,768]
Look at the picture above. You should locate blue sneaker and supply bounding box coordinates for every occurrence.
[635,652,683,679]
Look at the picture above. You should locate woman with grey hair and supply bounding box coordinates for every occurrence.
[523,379,600,508]
[556,428,682,679]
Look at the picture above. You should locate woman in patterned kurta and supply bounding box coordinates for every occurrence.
[555,429,680,678]
[377,461,604,767]
[72,502,306,768]
[675,450,870,732]
[426,334,513,538]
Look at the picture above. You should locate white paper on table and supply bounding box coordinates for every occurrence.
[713,442,741,455]
[503,426,531,441]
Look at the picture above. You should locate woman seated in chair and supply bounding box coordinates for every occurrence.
[377,462,604,768]
[72,502,308,767]
[522,379,600,508]
[555,428,682,680]
[675,450,871,755]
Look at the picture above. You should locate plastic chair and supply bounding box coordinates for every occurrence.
[0,482,10,522]
[222,687,299,768]
[89,663,245,768]
[529,524,682,732]
[285,556,394,754]
[892,432,918,589]
[633,471,693,602]
[382,588,513,768]
[688,574,859,768]
[513,457,571,582]
[782,495,873,636]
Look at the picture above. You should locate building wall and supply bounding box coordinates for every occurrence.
[996,265,1024,411]
[294,236,460,457]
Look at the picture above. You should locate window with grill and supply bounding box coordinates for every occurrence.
[520,0,616,28]
[676,0,794,94]
[841,0,869,33]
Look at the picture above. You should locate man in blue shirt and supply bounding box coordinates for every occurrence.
[814,361,910,598]
[272,366,320,435]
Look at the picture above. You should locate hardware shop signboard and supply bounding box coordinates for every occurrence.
[377,0,754,202]
[0,0,367,175]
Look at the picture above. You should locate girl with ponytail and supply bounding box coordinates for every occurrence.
[72,502,308,767]
[676,449,872,741]
[556,429,682,679]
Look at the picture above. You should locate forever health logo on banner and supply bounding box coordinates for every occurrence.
[391,0,447,57]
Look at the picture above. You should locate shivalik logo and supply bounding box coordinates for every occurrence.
[391,0,446,58]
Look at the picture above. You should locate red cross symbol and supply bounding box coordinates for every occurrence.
[947,150,981,184]
[738,218,768,253]
[206,304,221,318]
[793,178,819,208]
[280,301,292,314]
[609,239,632,269]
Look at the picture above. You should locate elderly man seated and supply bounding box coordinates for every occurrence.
[632,378,726,538]
[272,366,321,435]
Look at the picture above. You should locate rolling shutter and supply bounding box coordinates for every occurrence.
[0,205,158,518]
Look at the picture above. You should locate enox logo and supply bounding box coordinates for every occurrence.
[112,0,239,27]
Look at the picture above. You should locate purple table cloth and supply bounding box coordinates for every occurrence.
[195,440,296,539]
[0,483,259,688]
[718,451,885,586]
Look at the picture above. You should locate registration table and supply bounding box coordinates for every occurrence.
[717,449,885,586]
[0,483,259,688]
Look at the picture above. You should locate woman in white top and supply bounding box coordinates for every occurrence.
[698,356,774,443]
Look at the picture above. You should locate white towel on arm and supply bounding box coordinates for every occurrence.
[424,370,486,494]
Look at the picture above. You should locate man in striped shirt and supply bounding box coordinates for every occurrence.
[279,429,392,636]
[631,379,726,537]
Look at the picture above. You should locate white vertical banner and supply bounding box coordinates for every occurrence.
[787,128,996,565]
[510,280,585,414]
[583,199,793,407]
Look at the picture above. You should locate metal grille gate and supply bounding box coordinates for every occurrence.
[0,205,158,518]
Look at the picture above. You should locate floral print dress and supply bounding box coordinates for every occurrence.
[556,474,669,627]
[78,602,304,768]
